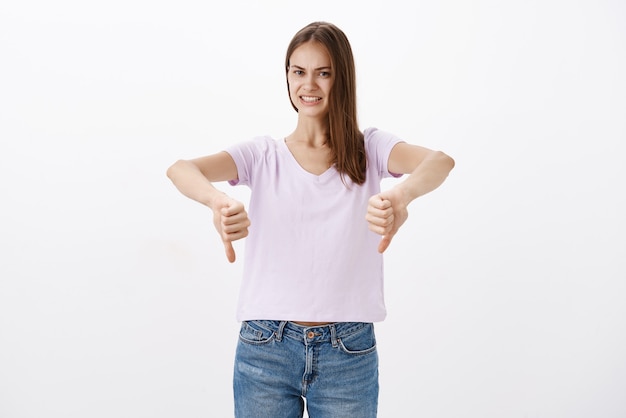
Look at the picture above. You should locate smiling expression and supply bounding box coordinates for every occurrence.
[287,41,334,119]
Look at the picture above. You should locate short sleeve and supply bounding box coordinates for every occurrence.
[364,127,405,178]
[224,136,274,187]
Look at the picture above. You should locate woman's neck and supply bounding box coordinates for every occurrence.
[287,116,329,148]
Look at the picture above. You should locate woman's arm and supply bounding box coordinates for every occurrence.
[166,151,238,206]
[166,152,250,263]
[366,142,455,253]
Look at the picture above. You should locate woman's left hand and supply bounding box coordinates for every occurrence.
[365,187,409,253]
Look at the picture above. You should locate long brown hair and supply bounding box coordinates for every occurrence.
[285,21,366,185]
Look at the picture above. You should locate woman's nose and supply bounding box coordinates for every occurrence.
[302,74,317,90]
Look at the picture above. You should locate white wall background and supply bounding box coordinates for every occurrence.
[1,0,624,417]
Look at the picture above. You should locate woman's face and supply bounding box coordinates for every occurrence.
[287,41,334,119]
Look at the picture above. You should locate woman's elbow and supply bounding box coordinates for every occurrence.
[433,151,455,172]
[166,159,187,180]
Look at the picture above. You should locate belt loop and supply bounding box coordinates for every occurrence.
[329,324,338,348]
[275,321,287,342]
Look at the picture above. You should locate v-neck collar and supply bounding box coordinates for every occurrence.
[280,138,337,182]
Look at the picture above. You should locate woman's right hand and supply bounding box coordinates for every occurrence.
[212,194,250,263]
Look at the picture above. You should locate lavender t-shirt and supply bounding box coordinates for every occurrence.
[226,127,403,323]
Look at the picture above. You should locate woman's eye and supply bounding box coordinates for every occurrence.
[294,70,304,76]
[319,72,330,77]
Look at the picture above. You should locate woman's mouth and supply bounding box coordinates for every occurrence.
[300,96,322,103]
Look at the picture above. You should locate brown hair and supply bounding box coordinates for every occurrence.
[285,21,366,185]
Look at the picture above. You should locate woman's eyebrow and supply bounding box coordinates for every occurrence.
[290,64,332,71]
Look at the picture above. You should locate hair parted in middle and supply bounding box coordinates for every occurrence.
[285,21,367,185]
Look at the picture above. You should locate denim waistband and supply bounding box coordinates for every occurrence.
[249,320,372,345]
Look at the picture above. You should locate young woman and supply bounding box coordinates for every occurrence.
[167,21,454,418]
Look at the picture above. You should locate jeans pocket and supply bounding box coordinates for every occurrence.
[337,324,377,355]
[238,321,276,345]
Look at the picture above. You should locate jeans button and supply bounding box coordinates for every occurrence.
[307,331,315,339]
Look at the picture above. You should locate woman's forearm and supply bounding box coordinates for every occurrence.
[166,160,226,210]
[396,151,455,205]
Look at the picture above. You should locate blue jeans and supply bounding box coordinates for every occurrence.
[233,320,379,418]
